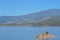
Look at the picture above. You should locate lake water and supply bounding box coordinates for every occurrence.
[0,26,60,40]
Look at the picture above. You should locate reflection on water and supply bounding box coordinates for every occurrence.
[0,26,60,40]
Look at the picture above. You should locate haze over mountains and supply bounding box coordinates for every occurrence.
[0,9,60,26]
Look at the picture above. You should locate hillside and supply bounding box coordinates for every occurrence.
[37,16,60,26]
[0,9,60,26]
[16,16,60,26]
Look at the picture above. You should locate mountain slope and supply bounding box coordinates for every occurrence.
[39,16,60,26]
[0,9,60,26]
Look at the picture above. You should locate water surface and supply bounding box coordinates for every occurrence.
[0,26,60,40]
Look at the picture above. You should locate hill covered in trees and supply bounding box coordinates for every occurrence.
[0,9,60,26]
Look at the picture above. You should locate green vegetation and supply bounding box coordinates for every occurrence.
[39,17,60,26]
[0,16,60,26]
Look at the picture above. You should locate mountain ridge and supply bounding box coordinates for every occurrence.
[0,9,60,26]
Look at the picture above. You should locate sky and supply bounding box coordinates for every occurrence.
[0,0,60,16]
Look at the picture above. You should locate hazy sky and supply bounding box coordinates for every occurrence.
[0,0,60,16]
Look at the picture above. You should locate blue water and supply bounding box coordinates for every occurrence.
[0,26,60,40]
